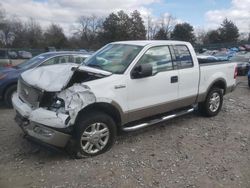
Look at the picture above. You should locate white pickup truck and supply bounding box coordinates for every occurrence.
[12,41,237,157]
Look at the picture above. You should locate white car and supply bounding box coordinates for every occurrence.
[12,40,237,157]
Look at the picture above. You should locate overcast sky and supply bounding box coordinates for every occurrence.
[1,0,250,34]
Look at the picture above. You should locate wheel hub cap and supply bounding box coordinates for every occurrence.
[209,92,220,112]
[80,122,110,154]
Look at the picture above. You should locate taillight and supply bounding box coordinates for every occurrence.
[234,66,237,79]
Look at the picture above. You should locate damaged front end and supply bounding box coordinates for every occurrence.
[12,64,111,148]
[39,83,97,126]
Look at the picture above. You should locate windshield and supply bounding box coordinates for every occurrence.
[15,54,49,69]
[84,44,143,74]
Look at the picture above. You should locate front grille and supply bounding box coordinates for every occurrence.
[18,78,43,108]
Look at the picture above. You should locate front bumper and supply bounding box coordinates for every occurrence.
[12,93,72,148]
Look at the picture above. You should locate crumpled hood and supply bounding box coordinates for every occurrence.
[21,63,112,92]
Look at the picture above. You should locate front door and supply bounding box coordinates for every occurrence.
[126,45,179,122]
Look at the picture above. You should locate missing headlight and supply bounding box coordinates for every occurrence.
[51,98,65,109]
[48,97,66,113]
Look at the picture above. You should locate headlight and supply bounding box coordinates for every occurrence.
[0,73,7,80]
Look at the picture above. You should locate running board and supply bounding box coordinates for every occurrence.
[122,108,194,132]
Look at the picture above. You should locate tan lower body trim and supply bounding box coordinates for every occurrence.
[125,95,197,123]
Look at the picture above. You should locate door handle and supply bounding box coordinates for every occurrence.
[171,76,178,83]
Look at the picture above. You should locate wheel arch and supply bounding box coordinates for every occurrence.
[3,82,17,99]
[207,78,227,95]
[74,102,123,127]
[198,78,227,102]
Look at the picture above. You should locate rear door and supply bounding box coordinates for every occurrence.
[127,45,179,121]
[172,45,199,105]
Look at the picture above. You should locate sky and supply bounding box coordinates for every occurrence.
[0,0,250,35]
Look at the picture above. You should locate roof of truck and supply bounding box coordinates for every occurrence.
[111,40,191,46]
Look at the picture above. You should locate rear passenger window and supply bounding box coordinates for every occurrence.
[173,45,193,69]
[137,46,173,74]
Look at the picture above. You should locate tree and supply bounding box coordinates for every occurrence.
[153,14,176,40]
[171,23,196,43]
[24,18,44,48]
[195,28,207,44]
[146,15,158,40]
[219,18,239,43]
[76,15,103,49]
[130,10,146,40]
[0,3,5,26]
[44,24,68,48]
[10,17,29,48]
[0,21,15,48]
[154,28,168,40]
[116,10,131,40]
[100,13,120,44]
[100,11,132,44]
[0,5,15,47]
[203,30,222,44]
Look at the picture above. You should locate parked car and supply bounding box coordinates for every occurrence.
[0,49,12,67]
[18,51,33,59]
[238,46,246,51]
[230,53,250,76]
[243,44,250,52]
[8,51,18,59]
[214,51,233,61]
[197,55,219,64]
[79,49,88,53]
[236,62,250,76]
[0,51,90,107]
[248,70,250,87]
[12,40,237,157]
[47,46,56,52]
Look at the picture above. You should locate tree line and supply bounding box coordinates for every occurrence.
[0,5,249,50]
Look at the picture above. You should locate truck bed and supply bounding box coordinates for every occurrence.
[198,61,236,98]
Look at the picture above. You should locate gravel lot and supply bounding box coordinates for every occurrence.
[0,77,249,188]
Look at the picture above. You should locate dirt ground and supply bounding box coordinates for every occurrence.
[0,77,249,188]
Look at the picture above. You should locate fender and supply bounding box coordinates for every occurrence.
[74,100,127,127]
[197,78,227,102]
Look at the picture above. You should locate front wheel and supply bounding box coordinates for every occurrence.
[74,111,117,158]
[199,87,223,117]
[4,85,17,108]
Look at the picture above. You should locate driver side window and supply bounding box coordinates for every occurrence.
[137,46,173,74]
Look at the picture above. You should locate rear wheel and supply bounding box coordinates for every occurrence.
[74,111,117,158]
[4,85,17,108]
[199,87,223,117]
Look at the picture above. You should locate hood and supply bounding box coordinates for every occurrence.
[0,66,18,74]
[21,63,112,92]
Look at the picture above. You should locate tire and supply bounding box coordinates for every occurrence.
[74,111,117,158]
[4,85,17,108]
[198,87,223,117]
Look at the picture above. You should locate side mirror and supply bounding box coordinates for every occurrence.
[131,64,153,79]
